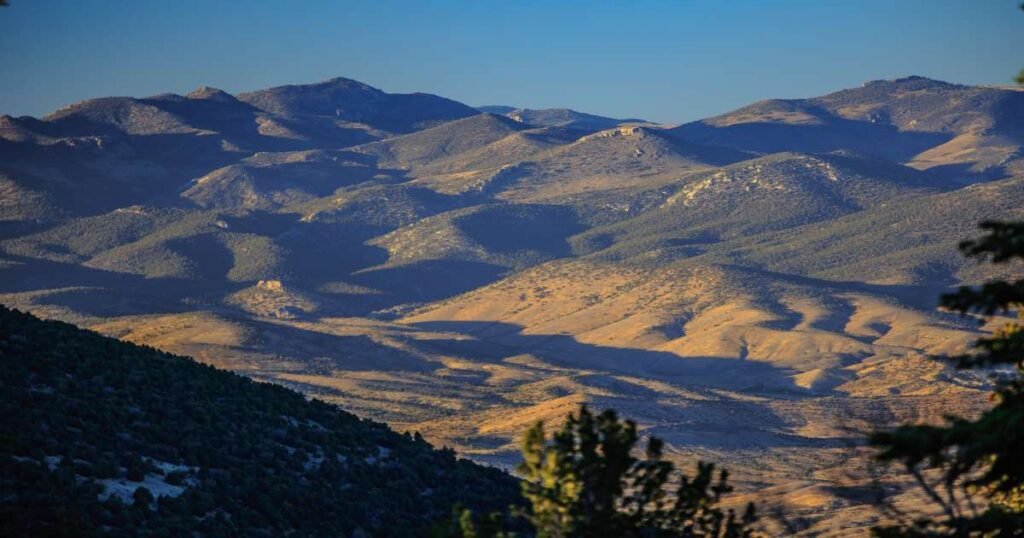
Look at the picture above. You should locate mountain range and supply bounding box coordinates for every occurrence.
[2,75,1023,535]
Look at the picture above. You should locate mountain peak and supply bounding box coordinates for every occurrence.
[476,105,517,115]
[860,75,964,91]
[235,76,477,132]
[476,111,530,126]
[186,86,237,102]
[490,107,643,132]
[321,76,382,91]
[582,125,661,140]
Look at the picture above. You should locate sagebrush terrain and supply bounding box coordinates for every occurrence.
[3,75,1022,535]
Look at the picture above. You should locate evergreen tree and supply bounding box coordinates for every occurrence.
[133,487,155,510]
[460,406,759,537]
[869,221,1024,536]
[1017,4,1024,85]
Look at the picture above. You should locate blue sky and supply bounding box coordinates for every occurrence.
[1,0,1021,123]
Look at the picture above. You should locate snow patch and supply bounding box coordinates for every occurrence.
[97,459,197,503]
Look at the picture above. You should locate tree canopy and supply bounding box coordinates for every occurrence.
[0,306,520,536]
[869,221,1024,536]
[453,406,760,538]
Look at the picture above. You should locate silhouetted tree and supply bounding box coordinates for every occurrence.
[1018,4,1024,84]
[869,221,1024,536]
[133,487,154,510]
[459,406,759,537]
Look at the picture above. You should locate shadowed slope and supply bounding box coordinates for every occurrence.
[181,150,386,210]
[238,76,478,134]
[671,77,1024,179]
[0,306,519,536]
[486,126,752,202]
[350,113,531,169]
[504,107,646,132]
[699,174,1024,287]
[571,151,950,263]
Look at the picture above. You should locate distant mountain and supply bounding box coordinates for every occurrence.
[701,173,1024,287]
[0,305,518,536]
[368,203,585,272]
[671,76,1024,180]
[485,126,751,202]
[572,150,951,262]
[0,90,274,219]
[410,126,579,182]
[506,108,645,131]
[181,149,385,210]
[476,105,644,132]
[476,105,518,115]
[238,77,479,134]
[350,113,530,169]
[13,86,374,150]
[0,77,481,220]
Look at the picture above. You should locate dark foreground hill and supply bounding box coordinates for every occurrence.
[0,306,519,537]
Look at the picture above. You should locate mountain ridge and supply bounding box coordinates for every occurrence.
[672,75,1024,179]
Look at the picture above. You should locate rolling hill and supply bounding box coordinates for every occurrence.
[237,76,478,135]
[478,126,751,202]
[491,106,645,132]
[570,151,953,262]
[671,76,1024,180]
[350,113,532,170]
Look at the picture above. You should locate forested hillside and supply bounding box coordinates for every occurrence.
[0,306,519,536]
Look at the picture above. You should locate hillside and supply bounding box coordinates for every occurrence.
[0,77,479,221]
[0,306,519,536]
[181,150,386,210]
[350,113,530,170]
[570,151,952,262]
[506,108,643,132]
[483,126,751,202]
[700,174,1024,287]
[237,77,478,134]
[476,105,643,132]
[671,76,1024,180]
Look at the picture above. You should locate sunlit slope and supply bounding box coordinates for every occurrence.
[181,150,390,210]
[391,258,987,529]
[350,113,531,169]
[37,256,981,469]
[698,174,1024,286]
[404,259,974,381]
[237,76,477,134]
[671,77,1024,179]
[490,126,751,201]
[478,105,645,132]
[570,151,950,262]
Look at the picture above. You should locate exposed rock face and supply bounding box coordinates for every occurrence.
[257,279,284,292]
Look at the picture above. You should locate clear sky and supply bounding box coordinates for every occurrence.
[1,0,1021,124]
